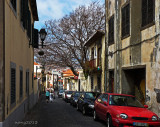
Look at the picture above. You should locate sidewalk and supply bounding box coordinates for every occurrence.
[17,94,44,127]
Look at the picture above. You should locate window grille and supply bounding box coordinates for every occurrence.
[11,68,16,104]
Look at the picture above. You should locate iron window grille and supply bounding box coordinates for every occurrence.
[11,68,16,104]
[20,70,23,98]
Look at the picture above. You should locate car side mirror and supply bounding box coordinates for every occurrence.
[103,101,108,106]
[144,105,148,108]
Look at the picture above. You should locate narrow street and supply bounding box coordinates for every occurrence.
[18,93,106,127]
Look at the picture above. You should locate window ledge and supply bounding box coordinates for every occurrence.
[141,22,155,31]
[108,42,114,46]
[9,2,17,18]
[121,34,130,40]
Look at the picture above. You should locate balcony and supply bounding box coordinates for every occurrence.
[89,59,96,68]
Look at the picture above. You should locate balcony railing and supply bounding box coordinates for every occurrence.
[89,59,96,68]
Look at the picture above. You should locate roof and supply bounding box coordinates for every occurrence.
[84,30,105,47]
[34,62,39,65]
[29,0,39,21]
[62,69,75,77]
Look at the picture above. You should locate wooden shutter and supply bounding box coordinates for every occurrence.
[11,68,16,104]
[20,70,23,97]
[33,29,39,48]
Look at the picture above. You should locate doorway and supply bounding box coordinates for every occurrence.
[122,68,146,104]
[109,71,114,93]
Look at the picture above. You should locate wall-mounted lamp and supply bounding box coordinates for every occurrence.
[39,28,47,48]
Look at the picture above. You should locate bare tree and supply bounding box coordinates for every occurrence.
[35,1,105,77]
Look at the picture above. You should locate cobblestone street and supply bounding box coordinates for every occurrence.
[17,93,106,127]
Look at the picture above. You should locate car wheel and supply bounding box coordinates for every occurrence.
[93,110,98,121]
[82,106,86,115]
[106,115,113,127]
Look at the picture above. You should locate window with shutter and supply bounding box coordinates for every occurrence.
[11,68,16,104]
[26,71,29,94]
[27,10,31,40]
[10,0,17,12]
[20,70,23,98]
[122,3,130,38]
[33,29,39,48]
[108,15,114,45]
[20,0,28,29]
[142,0,155,28]
[32,72,33,89]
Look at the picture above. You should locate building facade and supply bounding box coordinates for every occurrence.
[0,0,38,126]
[85,31,105,93]
[105,0,160,116]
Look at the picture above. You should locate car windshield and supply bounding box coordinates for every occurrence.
[59,90,64,93]
[109,95,144,108]
[85,93,96,99]
[74,92,81,97]
[67,91,73,94]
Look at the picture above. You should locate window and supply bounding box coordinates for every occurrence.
[108,15,114,45]
[32,72,33,89]
[102,94,108,103]
[97,47,101,66]
[27,10,31,39]
[26,71,29,94]
[142,0,155,27]
[122,3,130,38]
[11,67,16,105]
[91,47,94,60]
[11,0,17,12]
[20,69,23,98]
[91,76,93,91]
[20,0,29,29]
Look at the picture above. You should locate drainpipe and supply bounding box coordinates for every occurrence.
[104,0,109,92]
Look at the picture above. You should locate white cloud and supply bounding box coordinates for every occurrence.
[35,0,105,29]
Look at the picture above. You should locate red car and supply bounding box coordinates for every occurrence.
[94,93,160,127]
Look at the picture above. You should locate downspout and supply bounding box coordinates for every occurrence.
[104,0,109,92]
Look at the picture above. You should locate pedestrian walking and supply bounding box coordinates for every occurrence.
[53,88,56,99]
[46,89,50,103]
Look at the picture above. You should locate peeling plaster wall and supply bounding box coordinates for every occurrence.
[122,37,130,66]
[108,44,115,69]
[106,0,160,116]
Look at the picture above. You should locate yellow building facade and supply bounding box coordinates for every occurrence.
[105,0,160,116]
[85,31,105,92]
[0,0,38,126]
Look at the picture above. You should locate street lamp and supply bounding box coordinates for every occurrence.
[39,28,47,48]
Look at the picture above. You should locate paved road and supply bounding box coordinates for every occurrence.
[18,93,106,127]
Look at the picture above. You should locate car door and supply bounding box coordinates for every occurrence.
[98,94,108,120]
[95,94,103,118]
[78,93,84,111]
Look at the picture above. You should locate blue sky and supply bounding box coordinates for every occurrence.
[35,0,105,30]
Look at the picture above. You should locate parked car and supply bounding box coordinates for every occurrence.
[70,91,82,106]
[57,89,65,98]
[94,93,160,127]
[77,92,100,115]
[64,91,74,102]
